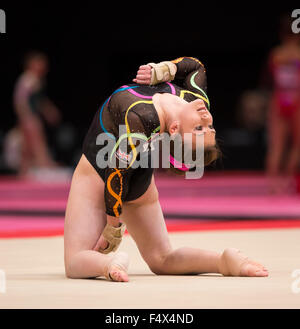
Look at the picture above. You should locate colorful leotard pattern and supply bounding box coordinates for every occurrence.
[82,57,209,217]
[270,56,300,118]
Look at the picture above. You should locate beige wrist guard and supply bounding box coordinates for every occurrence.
[147,61,177,85]
[99,222,126,254]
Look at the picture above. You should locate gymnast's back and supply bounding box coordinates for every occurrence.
[82,57,208,217]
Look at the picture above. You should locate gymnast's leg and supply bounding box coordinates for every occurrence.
[121,176,269,277]
[64,155,129,282]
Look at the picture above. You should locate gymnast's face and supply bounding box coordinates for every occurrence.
[178,99,216,148]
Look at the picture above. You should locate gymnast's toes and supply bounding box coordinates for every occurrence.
[106,251,130,282]
[109,266,129,282]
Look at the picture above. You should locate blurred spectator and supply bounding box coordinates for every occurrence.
[12,51,61,176]
[261,14,300,193]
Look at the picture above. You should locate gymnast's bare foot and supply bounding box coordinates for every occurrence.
[105,251,130,282]
[108,265,129,282]
[218,248,269,277]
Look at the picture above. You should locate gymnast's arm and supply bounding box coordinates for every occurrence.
[104,111,146,223]
[171,56,208,95]
[133,56,207,95]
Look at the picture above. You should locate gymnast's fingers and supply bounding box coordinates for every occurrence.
[133,65,152,84]
[133,73,151,84]
[139,65,152,71]
[136,73,151,80]
[137,66,151,74]
[137,69,151,77]
[137,67,152,77]
[93,234,109,252]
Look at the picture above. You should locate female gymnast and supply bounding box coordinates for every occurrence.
[64,57,269,282]
[264,15,300,193]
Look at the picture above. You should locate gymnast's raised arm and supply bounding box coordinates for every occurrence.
[133,56,209,108]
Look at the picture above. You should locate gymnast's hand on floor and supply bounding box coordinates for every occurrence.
[93,234,109,252]
[93,217,125,254]
[132,65,152,85]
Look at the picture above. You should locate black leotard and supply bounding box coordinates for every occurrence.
[83,57,209,217]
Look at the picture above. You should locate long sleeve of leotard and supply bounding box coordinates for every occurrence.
[103,109,148,218]
[171,57,209,104]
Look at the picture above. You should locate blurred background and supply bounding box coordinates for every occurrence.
[0,4,300,237]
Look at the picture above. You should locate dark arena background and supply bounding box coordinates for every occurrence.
[0,4,300,310]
